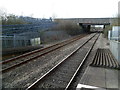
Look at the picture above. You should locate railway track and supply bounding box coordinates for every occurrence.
[25,33,100,90]
[1,34,87,73]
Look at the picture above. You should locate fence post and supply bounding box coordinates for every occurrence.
[13,34,16,48]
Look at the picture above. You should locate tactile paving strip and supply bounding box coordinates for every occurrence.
[90,48,120,69]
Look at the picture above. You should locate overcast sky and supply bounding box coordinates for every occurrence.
[0,0,119,18]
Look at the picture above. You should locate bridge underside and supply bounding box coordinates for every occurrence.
[79,23,110,32]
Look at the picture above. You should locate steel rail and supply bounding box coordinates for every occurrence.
[25,33,97,90]
[1,34,87,73]
[65,34,100,90]
[2,34,85,64]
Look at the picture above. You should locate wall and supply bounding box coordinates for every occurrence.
[109,26,120,63]
[110,40,120,63]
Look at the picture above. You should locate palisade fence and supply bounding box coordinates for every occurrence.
[2,32,41,49]
[2,23,57,49]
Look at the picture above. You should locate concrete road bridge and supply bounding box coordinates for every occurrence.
[54,18,114,32]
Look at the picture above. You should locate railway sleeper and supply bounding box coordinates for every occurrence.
[37,79,68,88]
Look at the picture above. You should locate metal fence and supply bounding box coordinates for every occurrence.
[2,32,41,49]
[1,23,58,49]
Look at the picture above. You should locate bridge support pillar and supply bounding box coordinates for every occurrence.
[103,25,106,29]
[86,25,91,32]
[79,23,91,32]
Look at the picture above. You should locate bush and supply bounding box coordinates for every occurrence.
[53,20,82,36]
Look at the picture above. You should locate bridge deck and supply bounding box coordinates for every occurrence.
[55,18,112,25]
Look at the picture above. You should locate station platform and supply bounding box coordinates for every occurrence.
[76,34,120,90]
[76,66,120,90]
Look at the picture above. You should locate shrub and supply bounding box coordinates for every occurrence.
[53,20,82,36]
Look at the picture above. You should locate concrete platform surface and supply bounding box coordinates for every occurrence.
[76,66,120,90]
[76,34,120,90]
